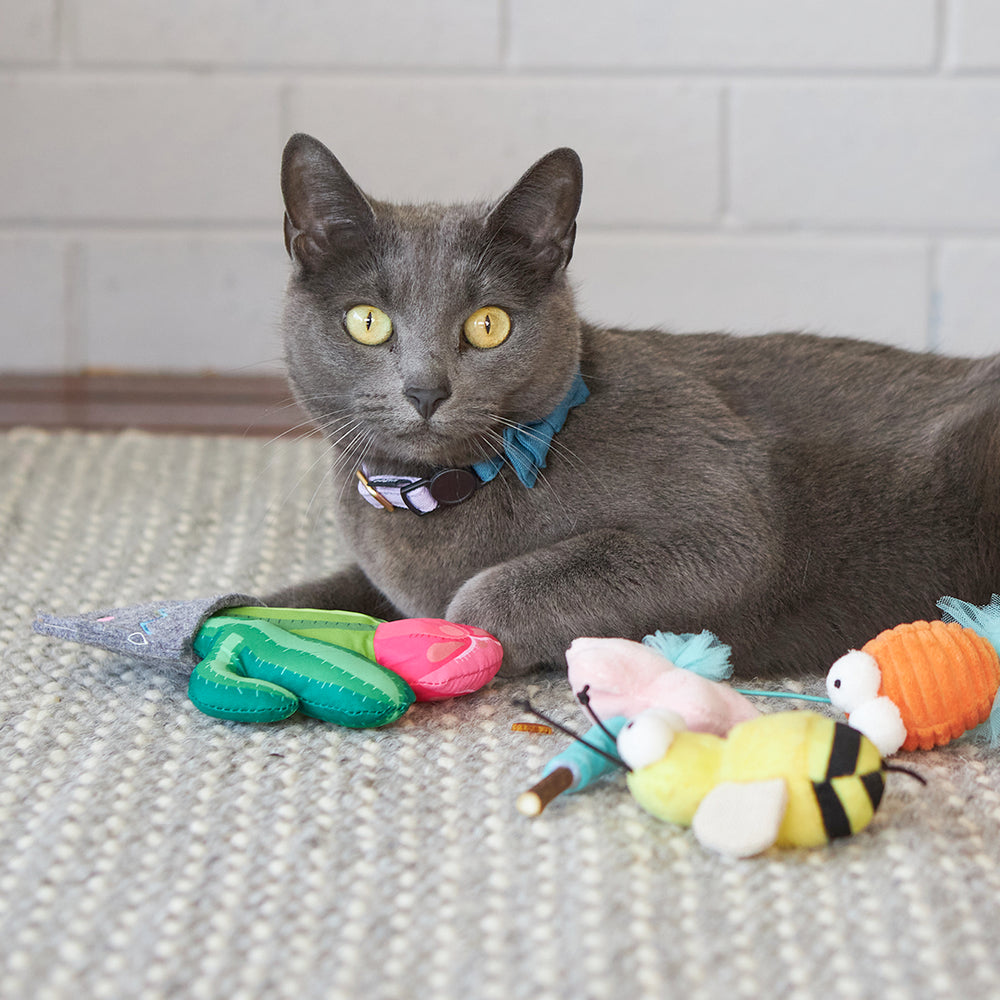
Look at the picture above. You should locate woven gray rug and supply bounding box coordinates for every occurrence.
[2,428,1000,1000]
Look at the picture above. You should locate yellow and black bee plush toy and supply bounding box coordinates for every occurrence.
[616,709,917,857]
[519,696,923,857]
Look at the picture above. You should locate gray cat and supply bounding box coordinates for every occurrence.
[269,132,1000,678]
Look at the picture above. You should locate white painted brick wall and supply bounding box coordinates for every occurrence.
[937,242,1000,356]
[0,238,67,368]
[81,237,288,371]
[0,77,283,223]
[572,234,930,350]
[286,79,721,226]
[0,1,57,63]
[1,1,999,373]
[948,0,1000,70]
[731,82,1000,229]
[73,0,501,70]
[508,0,937,70]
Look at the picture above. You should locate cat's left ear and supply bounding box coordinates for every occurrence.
[486,148,583,274]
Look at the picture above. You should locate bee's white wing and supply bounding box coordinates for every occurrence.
[691,779,788,857]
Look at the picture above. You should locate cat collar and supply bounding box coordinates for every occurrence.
[355,371,590,515]
[356,467,480,515]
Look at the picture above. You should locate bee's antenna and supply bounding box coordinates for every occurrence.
[883,762,927,786]
[512,697,630,772]
[575,685,624,746]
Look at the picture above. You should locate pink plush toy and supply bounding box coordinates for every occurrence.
[372,618,502,701]
[566,636,760,734]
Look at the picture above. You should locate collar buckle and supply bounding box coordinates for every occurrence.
[355,469,395,512]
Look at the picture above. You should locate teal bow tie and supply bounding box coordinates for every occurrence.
[472,371,590,489]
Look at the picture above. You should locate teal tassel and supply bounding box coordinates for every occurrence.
[989,685,1000,749]
[938,595,1000,750]
[937,593,1000,649]
[641,629,734,682]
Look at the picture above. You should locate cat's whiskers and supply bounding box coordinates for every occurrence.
[474,430,519,505]
[478,424,584,529]
[304,421,373,518]
[333,427,379,507]
[249,395,306,422]
[320,411,364,444]
[259,392,356,447]
[328,421,370,476]
[215,360,357,519]
[493,413,616,508]
[288,390,356,407]
[321,420,373,485]
[489,410,612,515]
[255,424,346,533]
[242,408,354,517]
[260,415,325,448]
[489,413,587,473]
[478,425,561,496]
[305,452,339,520]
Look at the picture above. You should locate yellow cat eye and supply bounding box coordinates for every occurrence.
[345,305,393,345]
[463,307,511,349]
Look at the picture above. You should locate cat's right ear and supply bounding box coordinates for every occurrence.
[280,133,376,268]
[486,148,583,274]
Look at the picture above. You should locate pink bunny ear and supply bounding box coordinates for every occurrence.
[373,619,502,701]
[566,635,761,734]
[566,636,678,719]
[642,671,761,735]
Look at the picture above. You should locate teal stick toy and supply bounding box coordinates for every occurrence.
[516,715,628,816]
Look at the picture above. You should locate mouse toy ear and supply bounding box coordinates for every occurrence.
[280,133,376,268]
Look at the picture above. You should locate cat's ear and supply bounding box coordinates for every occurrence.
[281,133,376,268]
[486,148,583,274]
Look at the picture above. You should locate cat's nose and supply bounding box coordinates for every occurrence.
[404,385,450,420]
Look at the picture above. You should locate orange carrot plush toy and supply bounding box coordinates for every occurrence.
[826,596,1000,755]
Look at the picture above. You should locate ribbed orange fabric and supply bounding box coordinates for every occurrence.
[862,620,1000,751]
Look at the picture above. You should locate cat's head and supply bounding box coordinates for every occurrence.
[279,133,583,469]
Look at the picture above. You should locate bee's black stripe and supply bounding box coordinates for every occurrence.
[861,770,885,811]
[826,723,862,779]
[812,781,853,840]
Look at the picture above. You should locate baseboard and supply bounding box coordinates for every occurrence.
[0,373,315,436]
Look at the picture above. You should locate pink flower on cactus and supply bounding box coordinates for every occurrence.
[372,619,503,701]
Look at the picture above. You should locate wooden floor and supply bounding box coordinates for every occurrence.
[0,374,316,437]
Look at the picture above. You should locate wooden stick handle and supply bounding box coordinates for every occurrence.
[516,767,575,817]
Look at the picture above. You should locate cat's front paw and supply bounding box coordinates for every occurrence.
[445,572,561,677]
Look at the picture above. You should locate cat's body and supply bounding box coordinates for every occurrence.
[270,134,1000,677]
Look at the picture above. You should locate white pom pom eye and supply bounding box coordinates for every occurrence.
[617,709,686,771]
[826,650,882,712]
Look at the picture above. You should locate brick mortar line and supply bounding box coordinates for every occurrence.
[2,223,1000,243]
[4,66,1000,83]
